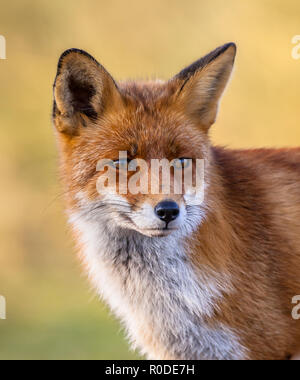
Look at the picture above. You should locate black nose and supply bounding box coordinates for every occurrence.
[155,201,180,224]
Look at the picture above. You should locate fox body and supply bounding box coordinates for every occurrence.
[53,44,300,360]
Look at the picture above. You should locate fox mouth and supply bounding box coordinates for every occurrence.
[115,206,179,238]
[137,227,178,237]
[121,214,177,237]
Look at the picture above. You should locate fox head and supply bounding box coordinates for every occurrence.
[53,43,236,238]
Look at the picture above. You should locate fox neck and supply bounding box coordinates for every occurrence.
[69,182,245,359]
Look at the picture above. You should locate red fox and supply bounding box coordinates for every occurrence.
[53,43,300,360]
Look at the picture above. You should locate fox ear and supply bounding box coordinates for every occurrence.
[172,43,236,130]
[53,49,123,135]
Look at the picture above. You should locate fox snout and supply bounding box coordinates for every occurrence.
[124,195,187,238]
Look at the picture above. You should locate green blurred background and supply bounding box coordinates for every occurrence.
[0,0,300,360]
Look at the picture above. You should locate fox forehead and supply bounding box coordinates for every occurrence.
[118,79,173,103]
[67,87,207,161]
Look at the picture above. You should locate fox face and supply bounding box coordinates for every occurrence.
[53,44,236,238]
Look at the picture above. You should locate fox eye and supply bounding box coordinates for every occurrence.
[173,158,192,169]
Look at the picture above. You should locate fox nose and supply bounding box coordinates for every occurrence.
[155,201,180,224]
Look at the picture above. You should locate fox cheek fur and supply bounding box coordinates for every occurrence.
[53,43,300,360]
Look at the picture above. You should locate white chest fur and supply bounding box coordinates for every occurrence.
[70,213,246,360]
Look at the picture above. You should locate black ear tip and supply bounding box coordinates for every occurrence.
[226,42,237,53]
[212,43,236,64]
[225,42,237,49]
[219,42,237,56]
[56,48,99,74]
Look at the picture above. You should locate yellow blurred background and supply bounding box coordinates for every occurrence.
[0,0,300,359]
